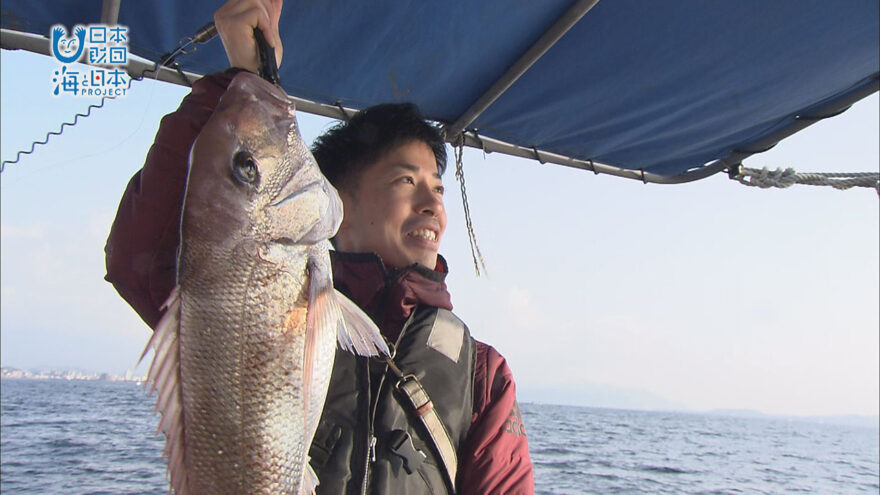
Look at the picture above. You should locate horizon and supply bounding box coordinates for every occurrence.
[3,366,878,427]
[2,49,878,419]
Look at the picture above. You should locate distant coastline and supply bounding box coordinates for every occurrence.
[1,366,144,383]
[4,366,876,431]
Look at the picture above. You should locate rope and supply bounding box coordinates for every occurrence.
[735,166,880,193]
[453,139,488,277]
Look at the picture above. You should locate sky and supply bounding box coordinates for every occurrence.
[1,49,878,418]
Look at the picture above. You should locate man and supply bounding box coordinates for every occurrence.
[104,0,533,492]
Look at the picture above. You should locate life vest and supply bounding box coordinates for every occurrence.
[309,305,476,494]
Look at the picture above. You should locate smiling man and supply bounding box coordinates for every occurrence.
[313,105,448,272]
[104,0,533,493]
[336,145,445,269]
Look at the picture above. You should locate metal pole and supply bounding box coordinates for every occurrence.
[457,132,728,184]
[101,0,122,25]
[441,0,600,140]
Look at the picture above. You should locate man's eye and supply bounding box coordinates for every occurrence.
[434,185,445,195]
[399,177,415,185]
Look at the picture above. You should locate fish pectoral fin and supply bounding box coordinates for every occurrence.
[140,286,191,495]
[334,289,390,357]
[304,258,345,437]
[301,460,319,495]
[305,257,389,360]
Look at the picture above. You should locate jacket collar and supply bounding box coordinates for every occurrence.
[330,251,453,342]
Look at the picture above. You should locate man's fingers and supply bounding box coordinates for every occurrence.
[214,0,283,72]
[270,0,283,38]
[268,0,284,66]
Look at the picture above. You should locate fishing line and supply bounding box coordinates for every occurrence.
[0,22,218,173]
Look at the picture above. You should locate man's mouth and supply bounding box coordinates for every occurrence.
[407,228,437,242]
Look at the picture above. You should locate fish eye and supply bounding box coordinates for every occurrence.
[232,151,259,184]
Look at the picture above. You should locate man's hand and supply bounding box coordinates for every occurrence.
[214,0,283,73]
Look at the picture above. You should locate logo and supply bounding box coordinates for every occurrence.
[51,26,86,63]
[503,401,528,437]
[50,24,130,97]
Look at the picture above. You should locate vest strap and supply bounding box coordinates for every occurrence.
[381,356,459,493]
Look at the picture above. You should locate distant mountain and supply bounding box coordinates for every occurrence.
[518,383,685,412]
[518,384,879,430]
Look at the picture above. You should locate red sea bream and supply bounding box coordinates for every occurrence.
[141,72,388,495]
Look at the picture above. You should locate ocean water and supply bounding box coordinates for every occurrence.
[1,379,877,494]
[1,379,166,494]
[523,403,878,494]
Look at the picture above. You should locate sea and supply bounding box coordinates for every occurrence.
[1,379,877,494]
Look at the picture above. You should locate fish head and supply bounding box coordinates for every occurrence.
[185,72,343,253]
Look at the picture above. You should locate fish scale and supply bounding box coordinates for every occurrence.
[141,72,388,495]
[178,246,310,493]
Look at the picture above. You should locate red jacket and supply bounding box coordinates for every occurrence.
[104,71,534,494]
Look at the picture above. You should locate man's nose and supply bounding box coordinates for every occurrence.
[416,184,443,217]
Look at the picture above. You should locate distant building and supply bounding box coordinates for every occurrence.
[0,367,144,382]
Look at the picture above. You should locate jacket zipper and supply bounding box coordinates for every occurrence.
[361,362,374,495]
[360,309,419,495]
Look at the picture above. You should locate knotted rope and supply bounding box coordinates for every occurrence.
[735,166,879,193]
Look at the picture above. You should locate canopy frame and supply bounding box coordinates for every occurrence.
[440,0,600,141]
[2,19,877,186]
[100,0,121,25]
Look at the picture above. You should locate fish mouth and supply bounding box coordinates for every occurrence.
[273,237,297,246]
[269,179,322,207]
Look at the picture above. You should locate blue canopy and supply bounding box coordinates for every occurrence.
[2,0,877,183]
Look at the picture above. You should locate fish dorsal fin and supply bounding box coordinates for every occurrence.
[140,287,190,495]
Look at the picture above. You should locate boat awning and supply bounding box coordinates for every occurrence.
[2,0,878,183]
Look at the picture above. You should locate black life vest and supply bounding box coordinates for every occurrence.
[309,305,476,494]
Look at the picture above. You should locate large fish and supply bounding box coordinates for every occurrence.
[141,71,388,495]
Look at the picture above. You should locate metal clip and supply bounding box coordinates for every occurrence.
[395,373,417,392]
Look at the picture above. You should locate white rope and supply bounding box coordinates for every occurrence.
[735,166,880,192]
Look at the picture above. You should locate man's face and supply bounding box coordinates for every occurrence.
[334,140,446,271]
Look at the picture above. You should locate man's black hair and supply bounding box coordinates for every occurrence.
[311,102,447,192]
